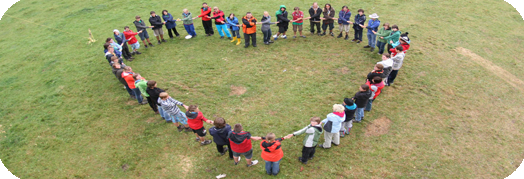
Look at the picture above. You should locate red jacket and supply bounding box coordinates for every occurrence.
[229,131,252,153]
[390,43,410,56]
[211,10,225,24]
[242,16,257,34]
[292,11,304,23]
[260,138,284,162]
[122,72,136,89]
[366,81,385,99]
[198,7,212,21]
[123,30,139,44]
[186,111,208,130]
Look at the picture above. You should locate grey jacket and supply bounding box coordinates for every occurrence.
[133,20,149,32]
[260,15,275,32]
[391,52,405,70]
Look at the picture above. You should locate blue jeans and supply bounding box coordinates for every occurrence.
[131,88,143,103]
[216,24,232,38]
[262,29,272,43]
[367,32,377,48]
[124,84,135,97]
[158,105,167,120]
[167,111,187,125]
[365,99,374,111]
[355,108,365,122]
[230,28,241,38]
[184,24,196,36]
[264,159,281,175]
[376,41,386,54]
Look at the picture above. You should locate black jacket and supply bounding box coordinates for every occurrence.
[353,90,372,108]
[209,124,232,145]
[308,7,322,22]
[276,11,289,26]
[146,87,165,105]
[344,106,356,122]
[149,15,163,30]
[367,70,386,82]
[115,69,128,86]
[353,14,366,30]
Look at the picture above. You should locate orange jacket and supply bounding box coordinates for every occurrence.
[260,138,284,162]
[242,16,257,34]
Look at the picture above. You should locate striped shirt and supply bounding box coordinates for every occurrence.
[158,97,184,115]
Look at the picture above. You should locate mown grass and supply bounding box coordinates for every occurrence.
[0,0,523,178]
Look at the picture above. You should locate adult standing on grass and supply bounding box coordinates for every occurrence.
[177,9,197,38]
[320,3,335,37]
[122,66,147,105]
[258,11,278,45]
[274,5,290,40]
[387,46,405,86]
[123,26,143,55]
[242,12,257,48]
[162,10,180,39]
[308,2,322,35]
[375,23,392,55]
[337,5,351,40]
[382,24,401,52]
[196,2,214,36]
[149,11,166,45]
[226,13,242,45]
[113,29,134,61]
[363,13,381,52]
[291,7,307,38]
[209,7,232,40]
[133,16,154,48]
[349,9,366,43]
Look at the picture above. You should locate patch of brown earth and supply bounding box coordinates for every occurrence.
[365,116,392,137]
[338,67,350,74]
[177,155,193,177]
[229,85,246,96]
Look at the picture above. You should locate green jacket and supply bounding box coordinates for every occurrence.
[293,124,323,147]
[135,80,149,97]
[181,12,193,25]
[376,27,392,43]
[384,30,401,45]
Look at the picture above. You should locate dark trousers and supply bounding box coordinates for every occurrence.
[262,29,272,43]
[202,20,214,35]
[376,41,387,54]
[387,44,394,53]
[244,33,256,46]
[310,22,321,33]
[121,43,132,60]
[124,84,135,97]
[216,143,233,159]
[300,146,316,163]
[387,70,399,85]
[322,23,334,31]
[166,27,179,38]
[146,97,158,112]
[354,29,363,41]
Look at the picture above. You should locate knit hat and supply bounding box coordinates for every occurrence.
[344,98,354,106]
[369,13,379,18]
[400,32,410,42]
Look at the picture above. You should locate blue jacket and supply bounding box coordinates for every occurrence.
[338,10,351,25]
[162,13,177,29]
[321,112,345,133]
[353,14,366,30]
[366,19,380,33]
[114,33,128,45]
[226,16,240,31]
[209,124,232,145]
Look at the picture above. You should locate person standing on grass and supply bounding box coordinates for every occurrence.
[158,92,191,132]
[149,11,166,44]
[387,46,405,86]
[113,63,136,100]
[258,11,278,45]
[352,84,372,123]
[291,7,308,38]
[105,38,122,58]
[209,117,234,159]
[363,13,381,52]
[375,23,392,55]
[134,74,158,114]
[196,2,214,36]
[185,105,214,146]
[123,26,143,55]
[228,123,262,167]
[133,16,154,48]
[274,5,290,40]
[337,6,351,40]
[177,9,197,38]
[226,13,242,45]
[146,81,164,116]
[242,12,257,48]
[122,66,147,105]
[365,76,385,112]
[318,104,345,149]
[104,45,125,67]
[209,7,232,40]
[378,53,393,83]
[320,3,336,37]
[260,133,290,176]
[308,2,322,35]
[162,10,180,39]
[285,117,323,164]
[113,29,134,61]
[366,63,385,82]
[349,9,366,43]
[390,32,411,55]
[382,24,401,52]
[341,98,356,137]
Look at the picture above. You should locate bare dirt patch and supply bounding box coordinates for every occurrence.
[338,67,350,75]
[177,155,193,177]
[121,164,129,171]
[125,101,135,105]
[146,117,157,123]
[365,116,392,137]
[229,85,247,96]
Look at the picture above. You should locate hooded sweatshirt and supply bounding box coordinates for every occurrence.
[260,138,285,162]
[354,90,372,108]
[384,30,401,45]
[344,103,357,122]
[133,19,149,32]
[367,81,385,100]
[293,124,323,147]
[185,111,208,130]
[228,131,252,153]
[260,15,276,32]
[321,112,345,133]
[209,124,232,145]
[276,5,289,27]
[146,87,165,106]
[135,80,149,97]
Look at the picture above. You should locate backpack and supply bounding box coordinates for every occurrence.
[323,120,333,132]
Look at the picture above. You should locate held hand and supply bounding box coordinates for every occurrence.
[276,21,279,24]
[163,22,166,24]
[183,105,189,110]
[221,21,225,24]
[348,21,353,24]
[390,40,393,44]
[380,37,384,39]
[192,17,197,20]
[372,30,376,34]
[150,26,154,28]
[206,16,211,19]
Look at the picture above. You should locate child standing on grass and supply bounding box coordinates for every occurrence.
[387,46,405,86]
[122,67,147,105]
[291,7,307,38]
[274,5,290,40]
[337,6,351,40]
[382,24,401,52]
[146,81,164,115]
[286,117,323,164]
[228,123,262,167]
[318,104,345,149]
[123,26,143,55]
[391,32,411,56]
[185,105,213,145]
[341,98,356,137]
[366,63,385,82]
[209,117,234,159]
[353,84,372,123]
[158,92,191,132]
[226,13,242,45]
[260,133,290,176]
[365,76,385,112]
[112,63,136,100]
[258,11,278,45]
[375,23,392,55]
[133,74,158,114]
[350,9,366,43]
[113,29,134,61]
[378,53,393,84]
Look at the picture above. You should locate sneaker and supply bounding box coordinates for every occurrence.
[129,57,135,59]
[220,36,224,39]
[264,42,269,45]
[144,45,148,49]
[221,147,228,155]
[345,35,349,40]
[309,156,314,160]
[200,140,212,146]
[320,32,326,36]
[331,142,339,146]
[354,120,361,123]
[330,32,334,36]
[139,101,148,105]
[125,58,133,62]
[370,47,375,52]
[244,45,249,48]
[273,34,278,38]
[149,43,154,47]
[268,41,274,43]
[310,32,314,35]
[162,39,167,42]
[176,35,180,37]
[157,41,161,45]
[234,157,241,165]
[253,45,257,47]
[228,37,233,40]
[356,40,361,44]
[293,36,296,38]
[131,52,136,55]
[274,37,278,40]
[247,160,258,167]
[177,126,184,132]
[317,33,321,36]
[345,128,351,135]
[184,127,192,132]
[195,137,200,142]
[337,33,343,38]
[282,35,287,39]
[135,51,142,55]
[301,35,307,38]
[298,157,307,164]
[351,39,356,42]
[363,45,371,48]
[340,132,345,138]
[318,144,330,149]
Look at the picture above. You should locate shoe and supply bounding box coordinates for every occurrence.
[236,38,241,45]
[244,45,249,48]
[282,35,287,39]
[293,36,296,38]
[298,157,307,164]
[135,51,142,55]
[378,52,382,55]
[144,45,148,49]
[340,132,345,138]
[273,34,278,38]
[320,32,326,36]
[230,37,237,42]
[301,35,306,38]
[195,137,200,142]
[184,127,192,132]
[162,39,167,42]
[129,57,135,59]
[268,41,274,43]
[220,36,224,39]
[345,128,351,135]
[228,37,233,40]
[221,147,228,156]
[264,42,269,45]
[206,34,211,36]
[337,33,343,38]
[345,35,349,40]
[210,33,214,36]
[354,120,361,123]
[247,160,258,167]
[125,58,133,62]
[170,37,174,40]
[317,33,321,36]
[139,101,148,105]
[318,144,330,149]
[157,41,161,45]
[200,140,212,146]
[330,32,334,36]
[363,45,371,48]
[331,142,339,146]
[310,32,314,35]
[130,52,136,55]
[370,47,375,52]
[177,126,183,132]
[351,39,356,42]
[176,35,180,37]
[356,40,361,44]
[309,156,314,160]
[274,37,278,40]
[149,43,154,47]
[252,45,257,47]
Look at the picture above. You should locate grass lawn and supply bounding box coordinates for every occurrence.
[0,0,523,178]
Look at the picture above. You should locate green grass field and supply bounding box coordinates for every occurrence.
[0,0,523,178]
